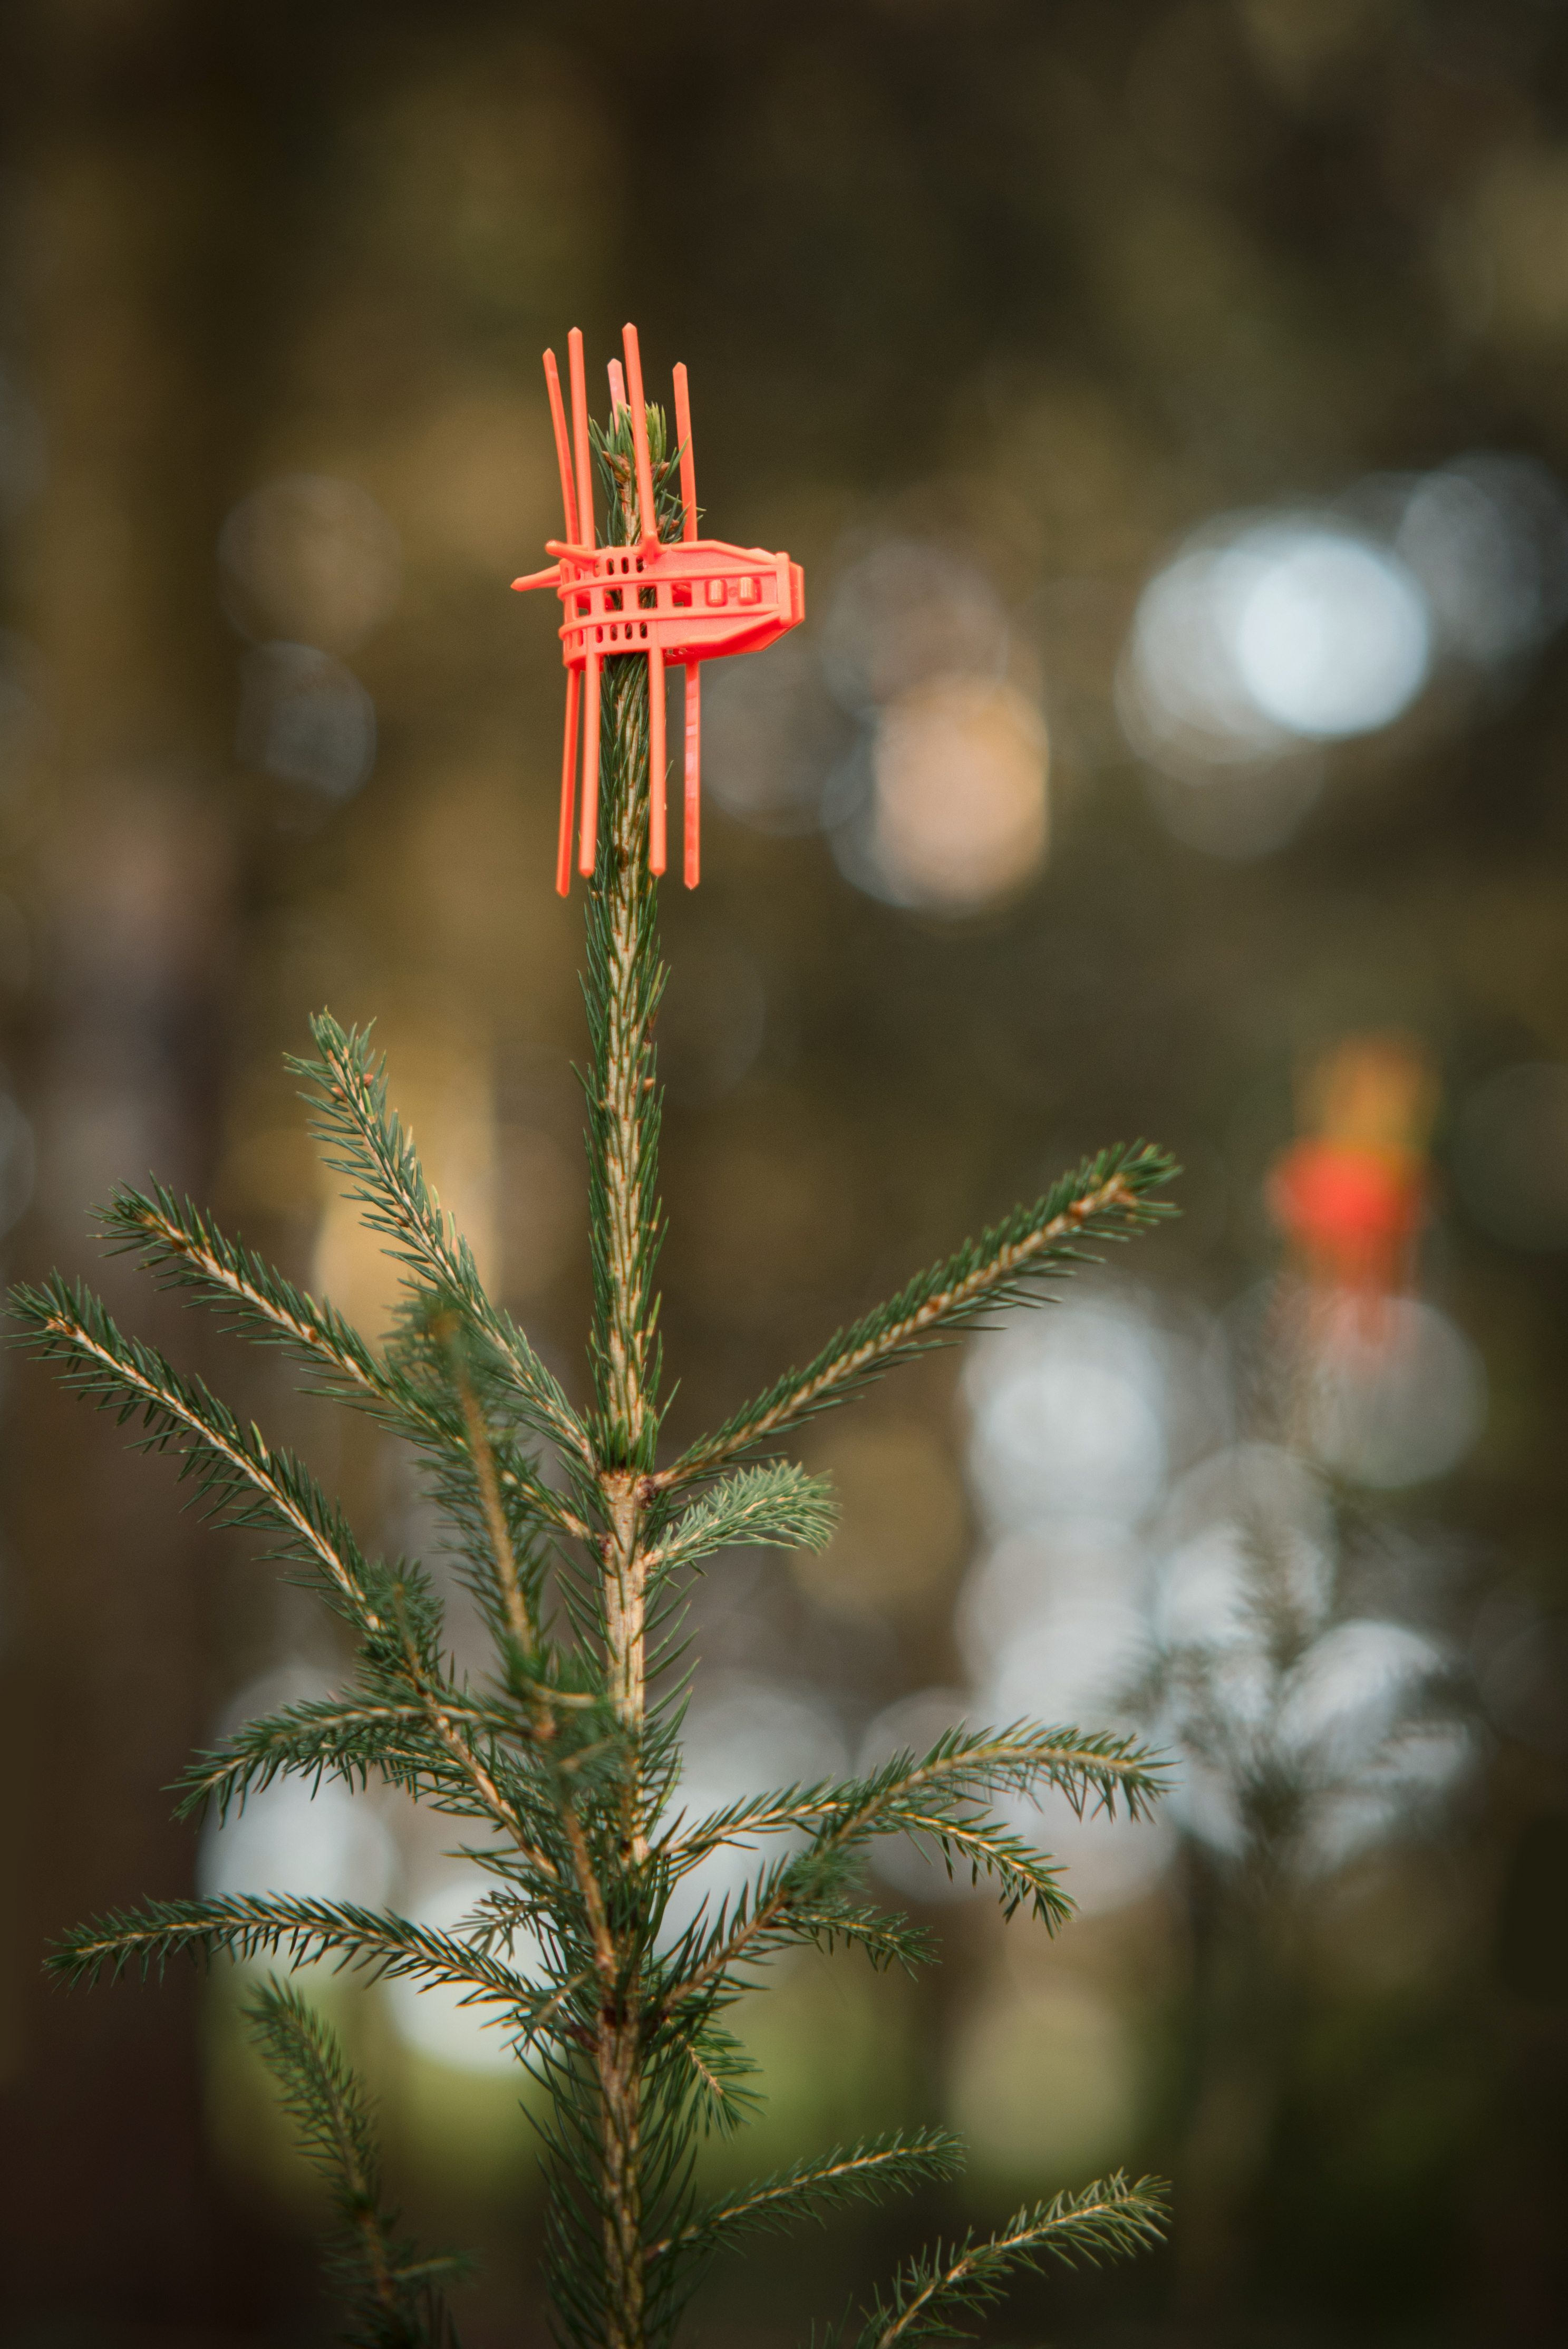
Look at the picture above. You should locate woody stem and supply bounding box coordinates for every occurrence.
[586,643,664,2349]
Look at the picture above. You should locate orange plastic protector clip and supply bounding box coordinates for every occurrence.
[514,324,806,893]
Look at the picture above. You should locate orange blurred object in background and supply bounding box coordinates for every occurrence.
[1266,1033,1436,1298]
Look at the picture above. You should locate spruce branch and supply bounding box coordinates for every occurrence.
[5,1288,579,1862]
[173,1667,624,1832]
[291,1012,593,1475]
[175,1692,476,1821]
[659,1143,1176,1493]
[649,2129,964,2265]
[442,1317,535,1650]
[8,1273,384,1628]
[97,1181,586,1542]
[102,1177,383,1384]
[49,1889,564,2010]
[654,1854,937,2021]
[853,2172,1170,2349]
[246,1978,473,2349]
[380,1284,592,1637]
[669,1725,1167,1872]
[807,1720,1168,1849]
[171,1672,623,1831]
[389,1650,573,1887]
[673,2021,765,2135]
[855,1811,1072,1927]
[655,1725,1168,2000]
[647,1462,837,1578]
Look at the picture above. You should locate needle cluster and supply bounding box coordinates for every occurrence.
[14,399,1176,2349]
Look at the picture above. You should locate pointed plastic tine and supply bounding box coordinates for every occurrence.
[684,663,701,888]
[622,323,657,548]
[579,652,601,876]
[568,328,593,547]
[607,356,626,413]
[648,644,667,875]
[672,363,698,542]
[543,350,578,542]
[556,668,580,897]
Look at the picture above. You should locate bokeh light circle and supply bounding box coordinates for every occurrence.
[1397,452,1568,666]
[1124,517,1430,767]
[384,1871,544,2077]
[867,676,1049,913]
[1228,528,1430,739]
[964,1305,1170,1528]
[198,1771,396,1912]
[1304,1297,1486,1488]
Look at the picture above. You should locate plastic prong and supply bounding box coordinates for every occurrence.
[623,323,658,549]
[683,663,701,888]
[580,652,601,876]
[556,666,580,897]
[649,644,667,875]
[568,328,593,548]
[672,363,698,543]
[543,350,578,542]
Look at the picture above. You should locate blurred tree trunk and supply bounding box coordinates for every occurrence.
[0,3,296,2333]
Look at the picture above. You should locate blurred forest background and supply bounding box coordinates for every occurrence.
[2,2,1567,2344]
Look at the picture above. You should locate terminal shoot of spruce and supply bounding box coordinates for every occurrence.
[15,390,1176,2349]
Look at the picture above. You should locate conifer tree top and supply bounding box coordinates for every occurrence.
[15,331,1178,2349]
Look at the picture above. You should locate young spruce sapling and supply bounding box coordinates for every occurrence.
[16,384,1176,2349]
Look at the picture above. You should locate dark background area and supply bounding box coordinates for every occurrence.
[2,3,1567,2344]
